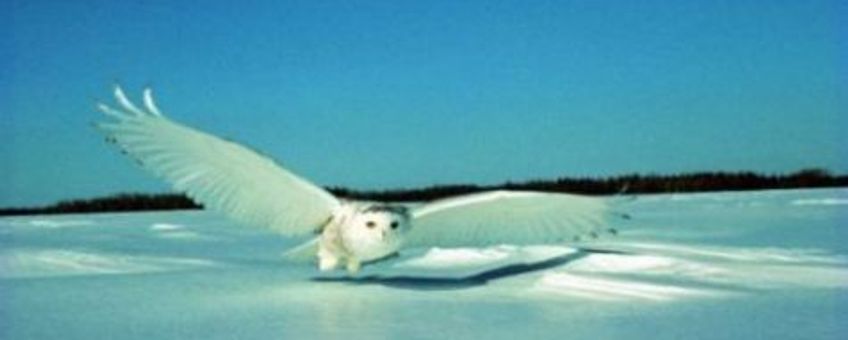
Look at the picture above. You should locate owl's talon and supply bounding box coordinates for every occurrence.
[346,258,361,275]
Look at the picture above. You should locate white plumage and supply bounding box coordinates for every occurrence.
[96,86,619,274]
[408,190,611,247]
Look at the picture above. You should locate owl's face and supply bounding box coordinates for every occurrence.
[340,204,411,261]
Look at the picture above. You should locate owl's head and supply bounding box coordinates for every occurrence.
[351,204,411,240]
[339,203,411,261]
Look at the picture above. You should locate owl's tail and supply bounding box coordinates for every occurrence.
[281,238,319,264]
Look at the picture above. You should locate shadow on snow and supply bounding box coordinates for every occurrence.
[311,248,627,291]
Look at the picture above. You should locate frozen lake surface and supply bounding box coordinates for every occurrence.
[2,188,847,339]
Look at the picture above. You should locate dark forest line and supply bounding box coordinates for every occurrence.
[1,168,845,216]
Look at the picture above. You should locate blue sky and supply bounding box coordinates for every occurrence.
[2,0,846,207]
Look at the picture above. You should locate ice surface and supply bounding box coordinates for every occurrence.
[791,198,848,206]
[0,249,217,279]
[1,188,847,339]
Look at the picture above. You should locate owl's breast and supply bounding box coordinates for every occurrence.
[340,225,404,262]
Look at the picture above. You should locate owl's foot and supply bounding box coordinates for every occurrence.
[346,258,361,275]
[318,254,339,271]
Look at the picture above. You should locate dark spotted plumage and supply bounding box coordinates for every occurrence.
[362,204,410,217]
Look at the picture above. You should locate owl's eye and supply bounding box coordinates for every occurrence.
[365,221,376,228]
[390,221,399,229]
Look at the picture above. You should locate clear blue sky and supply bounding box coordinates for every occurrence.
[2,0,846,207]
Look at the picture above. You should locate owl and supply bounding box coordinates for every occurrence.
[96,87,618,274]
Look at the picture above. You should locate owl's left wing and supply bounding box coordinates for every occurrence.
[94,86,340,236]
[405,190,616,248]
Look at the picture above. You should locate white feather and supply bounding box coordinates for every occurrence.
[407,190,611,247]
[96,86,340,235]
[142,88,164,116]
[113,86,146,116]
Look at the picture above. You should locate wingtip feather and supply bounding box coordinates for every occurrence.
[114,85,146,116]
[142,88,164,116]
[97,103,128,119]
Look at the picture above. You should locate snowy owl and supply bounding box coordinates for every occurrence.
[95,86,618,274]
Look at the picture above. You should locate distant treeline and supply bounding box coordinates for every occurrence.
[1,169,845,216]
[331,168,848,201]
[0,193,201,216]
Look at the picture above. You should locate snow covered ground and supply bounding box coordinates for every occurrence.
[1,188,847,339]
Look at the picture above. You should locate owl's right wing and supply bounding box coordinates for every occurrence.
[95,86,339,235]
[406,190,615,248]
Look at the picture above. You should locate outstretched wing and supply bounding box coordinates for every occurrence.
[405,190,615,247]
[95,86,339,235]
